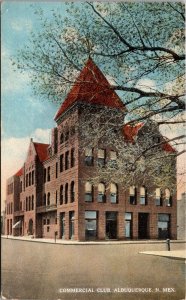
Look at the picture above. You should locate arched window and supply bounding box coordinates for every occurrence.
[98,183,106,202]
[129,186,137,205]
[165,188,172,207]
[85,148,93,166]
[26,197,28,211]
[65,183,68,204]
[98,149,106,167]
[29,196,31,211]
[44,194,46,206]
[155,188,162,206]
[140,187,147,205]
[71,181,75,202]
[110,183,118,203]
[60,133,64,144]
[65,131,69,141]
[32,195,34,210]
[85,182,93,202]
[60,185,63,205]
[47,193,50,206]
[47,167,50,181]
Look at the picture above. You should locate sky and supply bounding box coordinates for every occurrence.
[1,2,68,209]
[1,1,185,211]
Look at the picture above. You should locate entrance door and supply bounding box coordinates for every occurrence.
[106,212,117,239]
[138,213,149,239]
[28,219,33,235]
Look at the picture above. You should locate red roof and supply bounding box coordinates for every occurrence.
[123,123,144,142]
[54,58,125,120]
[34,142,49,162]
[162,142,176,153]
[15,168,23,177]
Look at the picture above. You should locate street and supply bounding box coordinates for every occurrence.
[2,238,185,300]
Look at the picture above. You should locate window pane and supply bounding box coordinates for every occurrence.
[158,214,170,222]
[85,211,96,219]
[85,148,93,156]
[125,213,132,220]
[130,186,135,195]
[110,183,117,193]
[85,182,92,193]
[98,149,105,158]
[110,194,117,203]
[98,183,105,193]
[110,151,117,160]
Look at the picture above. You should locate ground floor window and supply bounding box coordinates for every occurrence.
[60,213,65,239]
[158,214,170,239]
[106,212,117,239]
[69,211,75,239]
[85,211,97,240]
[125,212,132,238]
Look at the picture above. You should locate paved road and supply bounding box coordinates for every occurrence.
[2,238,185,300]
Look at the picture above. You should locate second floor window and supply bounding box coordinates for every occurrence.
[85,182,93,202]
[85,148,93,166]
[47,167,50,181]
[165,188,172,207]
[47,193,50,206]
[71,181,75,202]
[71,149,75,167]
[155,188,162,206]
[98,149,105,167]
[65,183,68,204]
[60,154,63,172]
[110,183,118,203]
[98,183,106,202]
[60,133,64,144]
[129,186,137,205]
[140,187,147,205]
[60,185,63,205]
[65,151,69,170]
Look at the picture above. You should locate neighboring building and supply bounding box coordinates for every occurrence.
[177,192,186,240]
[4,58,177,241]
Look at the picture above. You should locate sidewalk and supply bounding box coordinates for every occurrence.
[139,250,186,260]
[2,235,186,246]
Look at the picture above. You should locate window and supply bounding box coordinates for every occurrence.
[158,214,170,239]
[29,172,31,186]
[60,185,63,205]
[43,219,46,225]
[47,167,50,181]
[85,182,93,202]
[129,186,137,205]
[110,183,118,203]
[61,213,65,239]
[29,196,31,211]
[60,133,64,144]
[98,149,105,167]
[85,148,93,166]
[47,218,50,225]
[85,211,97,240]
[56,162,58,178]
[165,189,172,207]
[26,174,28,187]
[71,148,75,167]
[69,211,75,239]
[32,171,34,185]
[71,181,75,202]
[20,181,22,193]
[44,169,46,183]
[65,151,69,170]
[32,195,34,210]
[47,193,50,206]
[98,183,106,202]
[60,154,63,172]
[65,183,68,204]
[125,213,132,238]
[140,187,147,205]
[65,131,69,141]
[56,191,58,205]
[44,194,46,206]
[110,151,117,167]
[71,126,75,136]
[47,226,50,232]
[155,188,162,206]
[26,197,28,211]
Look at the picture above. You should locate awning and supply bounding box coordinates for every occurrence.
[13,220,22,229]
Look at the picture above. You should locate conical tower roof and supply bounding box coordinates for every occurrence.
[54,58,125,120]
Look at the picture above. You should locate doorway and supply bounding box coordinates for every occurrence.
[106,212,117,239]
[138,213,149,239]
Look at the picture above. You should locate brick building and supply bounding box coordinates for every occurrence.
[5,58,177,241]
